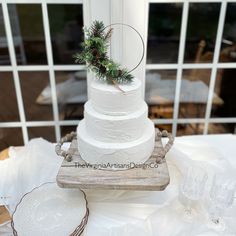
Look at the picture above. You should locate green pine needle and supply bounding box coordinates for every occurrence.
[74,20,133,84]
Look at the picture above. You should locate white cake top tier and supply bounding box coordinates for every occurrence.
[90,78,142,116]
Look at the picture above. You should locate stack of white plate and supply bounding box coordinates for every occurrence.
[11,183,88,236]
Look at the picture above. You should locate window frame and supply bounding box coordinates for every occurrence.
[0,0,85,144]
[146,0,236,136]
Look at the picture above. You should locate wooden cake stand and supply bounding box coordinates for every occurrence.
[56,129,174,191]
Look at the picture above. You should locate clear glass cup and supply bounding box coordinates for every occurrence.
[179,165,208,219]
[207,174,236,231]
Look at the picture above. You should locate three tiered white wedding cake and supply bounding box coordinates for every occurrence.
[77,78,155,168]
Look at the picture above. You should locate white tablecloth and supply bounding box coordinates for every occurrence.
[0,134,236,235]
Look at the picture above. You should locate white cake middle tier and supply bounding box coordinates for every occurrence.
[84,100,148,143]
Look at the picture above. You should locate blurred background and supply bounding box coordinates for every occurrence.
[1,0,236,150]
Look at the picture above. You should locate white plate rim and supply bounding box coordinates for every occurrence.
[11,182,89,236]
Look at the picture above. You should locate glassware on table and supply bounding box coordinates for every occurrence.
[207,174,236,231]
[179,165,208,219]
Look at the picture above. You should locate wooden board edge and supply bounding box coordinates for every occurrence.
[56,174,170,191]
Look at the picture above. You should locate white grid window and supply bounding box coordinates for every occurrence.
[146,0,236,136]
[0,0,86,149]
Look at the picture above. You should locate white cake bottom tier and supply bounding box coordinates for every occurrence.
[77,119,155,167]
[84,100,148,143]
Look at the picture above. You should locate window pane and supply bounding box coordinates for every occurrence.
[177,123,204,136]
[178,69,211,118]
[55,71,87,120]
[147,3,182,64]
[208,123,236,134]
[48,4,83,65]
[8,4,47,65]
[0,128,23,151]
[28,126,56,142]
[60,125,77,138]
[19,71,54,121]
[146,70,177,119]
[0,72,20,122]
[0,5,11,65]
[184,3,220,63]
[211,69,236,118]
[219,3,236,63]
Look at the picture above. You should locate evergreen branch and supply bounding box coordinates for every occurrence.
[74,20,134,84]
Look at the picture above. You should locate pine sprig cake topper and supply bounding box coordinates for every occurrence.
[74,21,134,86]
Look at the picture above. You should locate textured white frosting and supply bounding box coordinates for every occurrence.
[77,119,155,166]
[90,78,142,116]
[84,100,148,143]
